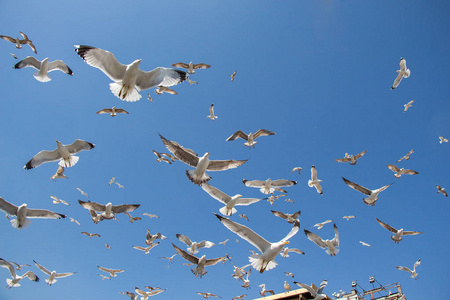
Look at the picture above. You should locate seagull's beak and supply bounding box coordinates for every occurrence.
[284,241,290,245]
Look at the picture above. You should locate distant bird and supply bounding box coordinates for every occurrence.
[171,243,225,278]
[207,104,218,120]
[186,78,198,85]
[214,214,300,273]
[226,129,275,148]
[0,31,37,53]
[124,212,141,223]
[359,241,372,247]
[75,45,186,102]
[153,150,172,164]
[259,284,275,297]
[243,178,297,195]
[271,210,301,224]
[240,267,251,289]
[196,292,221,298]
[280,247,305,258]
[147,94,153,102]
[437,185,448,197]
[391,57,410,90]
[342,177,393,206]
[98,274,110,280]
[89,210,103,224]
[232,295,246,300]
[81,232,101,238]
[313,219,333,230]
[396,258,421,279]
[404,100,415,112]
[304,224,340,256]
[176,234,215,254]
[132,243,160,254]
[50,196,70,206]
[396,149,414,163]
[342,215,356,221]
[218,239,229,246]
[230,71,237,82]
[293,280,328,300]
[135,287,166,299]
[24,140,95,170]
[155,86,178,95]
[114,182,125,189]
[14,56,73,82]
[308,165,323,195]
[239,214,249,221]
[284,272,294,278]
[387,164,419,178]
[105,244,111,249]
[50,166,68,180]
[143,213,160,219]
[78,200,140,220]
[69,217,80,226]
[76,187,89,198]
[0,258,39,289]
[9,262,30,271]
[335,150,367,165]
[376,218,423,243]
[97,266,124,278]
[145,229,167,245]
[267,193,287,205]
[0,197,65,229]
[291,167,302,174]
[285,198,295,204]
[201,183,263,216]
[96,107,129,117]
[33,260,76,286]
[159,254,177,262]
[439,136,449,144]
[108,177,116,186]
[171,62,211,74]
[119,291,137,300]
[226,256,250,281]
[284,281,291,292]
[159,133,247,185]
[10,53,17,59]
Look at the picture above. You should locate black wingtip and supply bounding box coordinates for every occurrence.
[60,214,67,219]
[87,142,95,149]
[67,67,74,76]
[174,69,187,82]
[24,160,33,170]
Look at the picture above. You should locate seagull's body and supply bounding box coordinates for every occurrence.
[335,150,367,165]
[387,164,419,178]
[78,200,140,220]
[207,104,218,120]
[313,219,333,230]
[14,57,73,82]
[284,281,291,292]
[391,57,410,90]
[96,107,129,117]
[33,260,76,286]
[280,247,305,258]
[396,258,421,279]
[226,129,275,148]
[243,178,297,195]
[342,177,393,206]
[176,234,215,254]
[0,32,36,53]
[75,45,186,102]
[304,224,339,256]
[396,149,414,163]
[133,243,160,254]
[171,62,211,74]
[24,140,95,170]
[50,196,70,206]
[214,214,299,273]
[437,185,448,197]
[308,165,323,195]
[376,218,423,243]
[0,258,39,289]
[50,166,68,180]
[271,210,301,224]
[404,100,415,112]
[97,266,124,278]
[293,280,328,300]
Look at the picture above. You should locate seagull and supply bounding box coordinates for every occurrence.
[207,104,218,120]
[313,219,333,230]
[271,210,301,224]
[396,149,414,163]
[225,256,250,281]
[96,107,129,117]
[0,197,66,229]
[404,100,415,112]
[171,243,225,278]
[285,198,295,203]
[171,62,211,74]
[9,262,31,271]
[153,150,172,164]
[439,136,449,144]
[33,260,76,286]
[201,183,263,216]
[239,214,249,221]
[387,164,419,178]
[280,247,305,258]
[145,229,167,245]
[196,292,221,298]
[108,177,116,186]
[304,224,339,256]
[176,234,215,254]
[226,129,276,148]
[105,244,111,249]
[124,212,141,223]
[242,178,297,195]
[391,57,410,90]
[76,187,89,198]
[98,274,110,280]
[14,57,73,82]
[132,243,160,254]
[119,291,137,300]
[135,287,166,299]
[50,196,70,206]
[396,258,421,279]
[89,210,103,224]
[75,45,187,102]
[230,71,237,82]
[214,214,299,273]
[284,281,291,292]
[114,182,125,189]
[97,266,124,278]
[259,284,275,297]
[24,140,95,170]
[267,194,287,205]
[159,133,247,185]
[376,218,423,243]
[284,272,294,278]
[335,150,367,165]
[81,232,101,238]
[143,213,160,219]
[155,86,178,95]
[78,200,140,220]
[218,239,229,246]
[159,254,177,262]
[342,177,393,206]
[50,166,68,180]
[359,241,372,247]
[10,53,17,59]
[291,167,302,174]
[293,280,328,300]
[308,165,323,195]
[240,267,251,289]
[342,215,356,221]
[69,217,80,226]
[0,258,39,289]
[232,295,246,300]
[0,32,37,53]
[437,185,448,197]
[147,94,153,102]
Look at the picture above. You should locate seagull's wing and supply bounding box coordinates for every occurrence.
[207,159,247,171]
[24,149,61,169]
[47,60,73,75]
[331,224,339,247]
[159,134,198,167]
[400,58,407,72]
[270,179,297,187]
[78,200,106,212]
[226,131,248,141]
[0,259,17,278]
[281,220,300,241]
[414,258,421,269]
[96,109,112,114]
[214,214,271,253]
[75,45,126,81]
[377,183,393,193]
[193,63,211,69]
[111,204,140,213]
[293,282,317,296]
[197,240,215,249]
[402,231,423,236]
[288,248,305,255]
[14,56,41,70]
[176,234,193,246]
[115,109,129,114]
[97,266,111,273]
[387,164,400,172]
[171,62,189,69]
[354,150,367,159]
[401,169,419,175]
[55,272,76,278]
[304,230,327,249]
[171,243,199,264]
[395,266,412,274]
[391,72,403,90]
[335,157,351,163]
[243,179,266,188]
[271,210,288,220]
[26,209,65,219]
[205,256,227,266]
[0,197,18,216]
[376,218,398,233]
[310,166,318,181]
[236,198,262,206]
[201,183,231,204]
[33,260,51,275]
[0,35,16,43]
[253,129,276,139]
[136,67,186,90]
[133,246,145,251]
[317,280,328,294]
[65,139,95,154]
[342,177,372,195]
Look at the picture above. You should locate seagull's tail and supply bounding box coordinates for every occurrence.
[249,254,278,273]
[326,248,340,256]
[33,72,51,82]
[10,218,31,229]
[191,266,207,278]
[59,156,79,168]
[109,82,142,102]
[45,278,56,285]
[6,278,19,288]
[186,170,211,185]
[219,206,237,216]
[260,187,274,194]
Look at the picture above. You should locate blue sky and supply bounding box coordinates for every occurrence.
[0,1,449,299]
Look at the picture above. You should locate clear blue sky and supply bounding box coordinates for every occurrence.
[0,1,449,299]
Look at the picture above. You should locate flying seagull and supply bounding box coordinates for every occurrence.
[50,196,70,206]
[226,129,275,148]
[230,71,237,82]
[396,149,414,163]
[359,241,372,247]
[132,243,160,254]
[97,266,124,278]
[335,150,367,165]
[207,104,218,120]
[308,165,323,195]
[196,292,221,298]
[313,219,333,230]
[143,213,160,219]
[396,258,421,279]
[81,232,101,238]
[304,224,340,256]
[437,185,448,197]
[376,218,423,243]
[159,133,247,185]
[124,212,141,223]
[176,234,215,254]
[159,254,177,262]
[259,284,275,297]
[404,100,415,112]
[75,45,187,102]
[242,178,297,195]
[291,167,302,174]
[171,62,211,74]
[135,287,166,299]
[270,210,301,224]
[0,197,65,229]
[33,260,76,286]
[214,214,299,273]
[171,243,225,278]
[9,262,31,271]
[78,200,140,220]
[50,166,68,180]
[387,164,419,178]
[152,150,172,164]
[293,280,328,300]
[96,107,129,117]
[10,53,17,59]
[69,217,80,226]
[155,86,178,95]
[201,183,263,216]
[342,177,393,206]
[145,229,167,245]
[0,258,39,289]
[0,31,37,53]
[280,247,305,258]
[24,139,95,170]
[76,187,89,198]
[342,215,356,221]
[14,57,73,82]
[439,136,449,144]
[391,57,410,90]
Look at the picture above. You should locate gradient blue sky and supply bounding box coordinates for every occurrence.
[0,1,449,299]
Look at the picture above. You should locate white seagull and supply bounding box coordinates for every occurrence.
[14,57,73,82]
[308,165,323,195]
[132,243,160,254]
[396,258,421,279]
[50,196,70,206]
[171,61,211,74]
[342,215,356,221]
[404,100,415,112]
[335,150,367,165]
[359,241,372,247]
[78,200,140,220]
[75,45,186,102]
[387,164,419,178]
[0,197,66,229]
[0,31,37,53]
[280,247,305,258]
[176,234,215,254]
[135,287,166,299]
[50,166,68,180]
[207,104,218,120]
[155,86,178,95]
[0,258,39,288]
[33,260,76,286]
[396,149,414,163]
[391,57,410,90]
[439,136,449,144]
[24,139,95,169]
[376,218,423,243]
[145,229,167,245]
[97,266,124,278]
[313,219,333,230]
[214,214,299,273]
[293,280,328,300]
[226,129,276,148]
[96,107,129,117]
[437,185,448,197]
[342,177,393,206]
[242,178,297,195]
[304,224,339,256]
[270,210,301,224]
